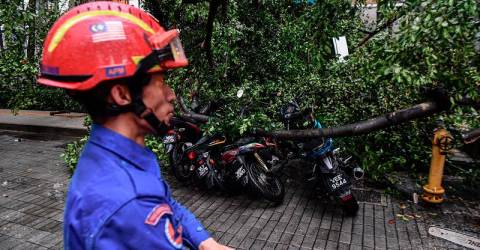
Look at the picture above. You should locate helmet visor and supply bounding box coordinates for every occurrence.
[169,36,187,64]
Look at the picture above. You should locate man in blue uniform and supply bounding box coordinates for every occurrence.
[37,2,232,249]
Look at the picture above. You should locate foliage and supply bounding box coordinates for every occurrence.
[0,0,81,111]
[147,0,479,180]
[323,0,479,180]
[62,135,88,174]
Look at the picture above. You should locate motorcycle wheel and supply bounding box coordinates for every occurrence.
[342,195,359,216]
[170,143,193,182]
[206,169,227,191]
[246,162,285,203]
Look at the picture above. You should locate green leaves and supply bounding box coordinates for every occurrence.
[0,0,79,111]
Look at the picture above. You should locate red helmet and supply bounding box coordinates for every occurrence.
[38,1,188,91]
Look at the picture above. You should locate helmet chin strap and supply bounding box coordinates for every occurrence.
[127,73,171,136]
[105,49,174,136]
[140,108,170,135]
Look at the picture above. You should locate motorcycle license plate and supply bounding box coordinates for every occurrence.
[328,174,348,192]
[234,166,246,180]
[197,164,208,178]
[163,135,176,144]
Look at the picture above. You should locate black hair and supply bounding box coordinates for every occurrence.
[67,78,129,122]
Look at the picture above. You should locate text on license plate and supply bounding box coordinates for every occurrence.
[163,135,175,144]
[329,174,347,190]
[197,164,208,177]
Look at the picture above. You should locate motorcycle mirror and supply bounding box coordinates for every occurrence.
[237,89,244,98]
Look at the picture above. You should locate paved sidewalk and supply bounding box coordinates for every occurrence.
[0,130,479,249]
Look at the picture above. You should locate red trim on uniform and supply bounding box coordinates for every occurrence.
[145,204,172,226]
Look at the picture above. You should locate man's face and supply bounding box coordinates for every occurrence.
[141,73,176,130]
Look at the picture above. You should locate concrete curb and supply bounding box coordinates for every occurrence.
[0,109,88,137]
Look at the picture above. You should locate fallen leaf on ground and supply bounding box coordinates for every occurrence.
[396,214,410,221]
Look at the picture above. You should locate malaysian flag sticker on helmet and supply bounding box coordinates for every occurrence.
[90,21,126,43]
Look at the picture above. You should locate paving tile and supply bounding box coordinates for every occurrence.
[261,240,275,250]
[35,233,62,248]
[327,230,340,242]
[279,232,294,245]
[228,235,244,248]
[350,244,362,250]
[339,231,352,244]
[300,235,315,249]
[218,232,234,245]
[251,239,266,249]
[312,238,326,250]
[239,237,255,249]
[363,233,375,248]
[289,234,304,247]
[26,230,53,245]
[0,235,24,249]
[325,240,338,250]
[338,242,350,250]
[12,241,47,250]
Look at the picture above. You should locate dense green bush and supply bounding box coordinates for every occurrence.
[0,0,81,111]
[150,0,479,181]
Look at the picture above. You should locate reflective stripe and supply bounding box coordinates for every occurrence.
[48,10,155,53]
[131,56,162,71]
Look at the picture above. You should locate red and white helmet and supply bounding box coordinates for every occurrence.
[38,1,188,91]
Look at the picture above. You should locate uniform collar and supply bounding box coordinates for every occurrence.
[89,124,159,173]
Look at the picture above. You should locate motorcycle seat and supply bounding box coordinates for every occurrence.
[193,134,226,148]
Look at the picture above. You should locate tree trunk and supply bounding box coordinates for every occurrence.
[255,102,443,139]
[0,23,4,53]
[143,0,169,27]
[354,14,402,50]
[26,0,37,60]
[205,0,220,67]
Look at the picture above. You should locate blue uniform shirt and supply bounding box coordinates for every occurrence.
[64,124,210,249]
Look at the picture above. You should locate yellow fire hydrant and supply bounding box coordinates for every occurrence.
[422,127,453,204]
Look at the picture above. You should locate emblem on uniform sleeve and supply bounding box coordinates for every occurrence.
[165,218,183,249]
[145,204,172,226]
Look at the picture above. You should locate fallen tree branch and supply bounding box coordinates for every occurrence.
[255,101,443,140]
[176,93,478,140]
[177,96,210,123]
[177,113,210,123]
[177,96,192,113]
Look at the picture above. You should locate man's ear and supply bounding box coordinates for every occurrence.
[109,84,132,106]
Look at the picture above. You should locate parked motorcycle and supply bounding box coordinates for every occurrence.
[220,136,285,202]
[164,115,285,202]
[279,100,360,215]
[175,133,227,190]
[164,117,203,182]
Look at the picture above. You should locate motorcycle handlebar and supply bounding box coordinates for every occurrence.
[462,128,480,144]
[281,109,312,121]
